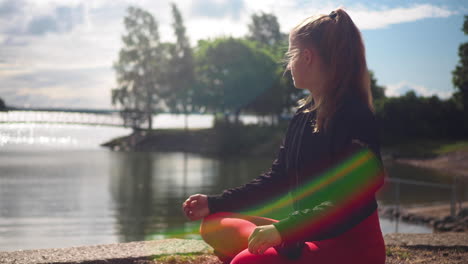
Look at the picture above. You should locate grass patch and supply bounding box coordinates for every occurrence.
[386,247,412,260]
[150,253,219,264]
[435,141,468,154]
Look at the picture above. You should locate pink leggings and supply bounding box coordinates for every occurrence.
[200,211,386,264]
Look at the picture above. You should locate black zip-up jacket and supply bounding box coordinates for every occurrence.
[207,94,385,259]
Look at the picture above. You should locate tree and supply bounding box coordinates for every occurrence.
[369,70,386,101]
[452,15,468,111]
[166,3,195,130]
[245,12,302,122]
[247,12,285,50]
[368,70,386,118]
[112,6,167,130]
[194,38,277,124]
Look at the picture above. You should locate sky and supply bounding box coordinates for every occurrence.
[0,0,467,109]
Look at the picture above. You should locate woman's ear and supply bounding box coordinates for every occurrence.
[302,48,315,66]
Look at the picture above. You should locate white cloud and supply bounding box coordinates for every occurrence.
[349,4,456,30]
[385,81,453,99]
[241,2,457,32]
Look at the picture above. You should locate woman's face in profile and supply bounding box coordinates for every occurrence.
[287,35,308,90]
[287,33,326,96]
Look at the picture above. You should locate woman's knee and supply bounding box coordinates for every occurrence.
[199,212,232,241]
[199,212,257,258]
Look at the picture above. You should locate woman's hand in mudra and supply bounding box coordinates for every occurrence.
[248,224,282,255]
[182,194,210,221]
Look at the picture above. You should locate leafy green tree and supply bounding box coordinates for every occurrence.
[194,37,277,124]
[165,3,196,130]
[452,15,468,111]
[112,6,167,130]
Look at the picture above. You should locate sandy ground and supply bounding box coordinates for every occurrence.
[146,249,466,264]
[1,235,467,264]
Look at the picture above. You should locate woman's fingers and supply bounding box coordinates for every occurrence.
[248,229,262,254]
[182,196,196,219]
[248,227,272,255]
[182,194,209,221]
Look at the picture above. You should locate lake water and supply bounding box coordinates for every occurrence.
[0,116,451,252]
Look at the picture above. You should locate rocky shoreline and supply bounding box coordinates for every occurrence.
[379,202,468,233]
[101,129,219,154]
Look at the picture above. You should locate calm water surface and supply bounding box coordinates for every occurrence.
[0,120,449,252]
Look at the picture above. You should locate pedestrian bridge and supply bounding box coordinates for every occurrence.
[0,110,124,127]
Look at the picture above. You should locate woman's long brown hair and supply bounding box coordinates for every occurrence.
[288,8,373,132]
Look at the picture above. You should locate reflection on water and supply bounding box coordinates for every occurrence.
[0,123,441,252]
[0,150,119,251]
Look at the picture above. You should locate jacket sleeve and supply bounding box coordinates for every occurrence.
[272,107,385,250]
[207,137,289,214]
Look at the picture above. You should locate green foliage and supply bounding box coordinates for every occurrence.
[194,37,277,122]
[377,91,467,144]
[369,70,386,101]
[112,6,168,130]
[385,247,411,260]
[435,140,468,154]
[452,15,468,110]
[165,3,196,117]
[464,15,468,35]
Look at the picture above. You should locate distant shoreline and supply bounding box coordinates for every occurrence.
[100,125,286,158]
